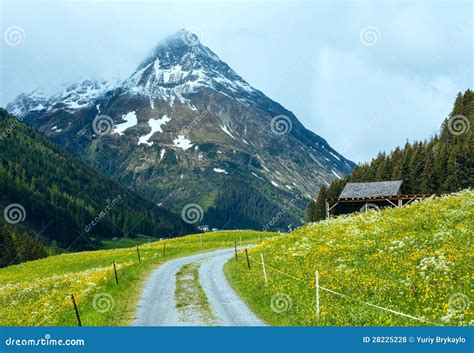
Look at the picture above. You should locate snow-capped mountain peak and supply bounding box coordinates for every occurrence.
[123,30,256,106]
[7,79,118,115]
[9,30,258,113]
[51,79,118,110]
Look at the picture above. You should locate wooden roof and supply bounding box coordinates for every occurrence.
[328,194,433,203]
[339,180,403,198]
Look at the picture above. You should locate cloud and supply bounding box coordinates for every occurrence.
[311,48,460,162]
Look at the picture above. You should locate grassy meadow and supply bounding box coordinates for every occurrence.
[0,230,278,326]
[226,190,473,326]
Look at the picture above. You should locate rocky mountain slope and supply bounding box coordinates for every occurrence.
[6,29,355,230]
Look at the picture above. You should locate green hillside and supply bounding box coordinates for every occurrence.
[226,190,473,326]
[0,230,277,326]
[0,108,194,261]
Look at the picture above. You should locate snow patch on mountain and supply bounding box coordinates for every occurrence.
[173,135,193,150]
[213,168,228,174]
[331,170,342,179]
[31,104,45,111]
[138,115,171,146]
[329,151,341,161]
[220,125,236,140]
[115,111,138,135]
[252,172,264,180]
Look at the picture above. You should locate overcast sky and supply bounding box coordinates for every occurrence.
[1,0,472,163]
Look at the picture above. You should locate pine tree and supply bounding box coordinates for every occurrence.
[442,147,461,192]
[0,224,17,267]
[15,232,47,262]
[306,199,317,222]
[420,151,435,194]
[307,185,328,222]
[50,239,60,255]
[312,186,328,222]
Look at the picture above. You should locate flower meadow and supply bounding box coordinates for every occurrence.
[0,230,277,326]
[226,190,473,326]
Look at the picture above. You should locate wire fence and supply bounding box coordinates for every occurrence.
[252,251,441,326]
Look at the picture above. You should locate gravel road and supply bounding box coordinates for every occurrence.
[134,248,265,326]
[199,250,266,326]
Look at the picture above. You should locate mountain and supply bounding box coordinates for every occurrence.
[6,29,355,230]
[307,89,474,222]
[0,108,194,254]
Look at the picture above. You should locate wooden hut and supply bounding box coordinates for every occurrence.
[326,180,433,218]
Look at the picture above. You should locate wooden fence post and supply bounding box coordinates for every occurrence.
[245,248,251,270]
[136,245,141,263]
[260,253,268,285]
[71,294,82,326]
[113,261,119,285]
[234,241,238,260]
[315,270,320,320]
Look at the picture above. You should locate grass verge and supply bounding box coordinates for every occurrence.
[176,262,217,325]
